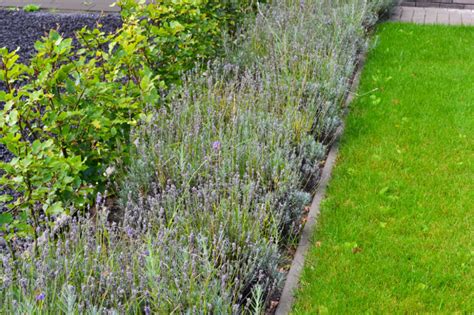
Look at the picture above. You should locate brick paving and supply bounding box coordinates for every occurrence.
[401,0,474,9]
[391,6,474,24]
[0,0,118,12]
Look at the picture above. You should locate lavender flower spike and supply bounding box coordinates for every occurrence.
[212,141,221,151]
[36,292,46,301]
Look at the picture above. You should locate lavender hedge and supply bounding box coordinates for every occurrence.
[0,0,393,313]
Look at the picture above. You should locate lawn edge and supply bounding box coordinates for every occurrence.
[275,51,368,315]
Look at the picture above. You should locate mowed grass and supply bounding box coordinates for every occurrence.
[292,23,474,313]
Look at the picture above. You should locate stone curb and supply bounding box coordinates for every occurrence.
[275,51,367,315]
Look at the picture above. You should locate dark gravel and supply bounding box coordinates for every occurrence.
[0,9,122,214]
[0,9,121,63]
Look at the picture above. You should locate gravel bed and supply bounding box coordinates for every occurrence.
[0,9,121,63]
[0,9,122,216]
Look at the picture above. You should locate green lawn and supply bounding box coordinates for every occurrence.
[292,23,474,313]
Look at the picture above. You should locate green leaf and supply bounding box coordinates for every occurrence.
[0,213,13,226]
[7,109,19,126]
[45,202,64,216]
[169,21,185,34]
[0,194,12,203]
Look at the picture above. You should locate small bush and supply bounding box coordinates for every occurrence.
[23,4,40,13]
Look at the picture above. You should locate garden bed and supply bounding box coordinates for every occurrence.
[0,1,393,313]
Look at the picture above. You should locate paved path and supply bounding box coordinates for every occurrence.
[391,6,474,25]
[0,0,118,12]
[401,0,474,9]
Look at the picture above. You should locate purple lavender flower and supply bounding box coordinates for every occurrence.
[212,141,221,151]
[126,226,134,237]
[19,278,28,292]
[300,0,305,10]
[36,292,45,301]
[144,305,151,315]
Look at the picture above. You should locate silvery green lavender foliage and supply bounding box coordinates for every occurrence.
[0,0,393,313]
[120,0,393,311]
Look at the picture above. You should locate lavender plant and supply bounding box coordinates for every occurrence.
[0,0,393,313]
[117,0,394,311]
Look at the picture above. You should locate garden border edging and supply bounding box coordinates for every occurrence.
[275,52,367,315]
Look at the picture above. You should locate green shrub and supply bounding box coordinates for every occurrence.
[0,23,158,240]
[0,0,254,245]
[117,0,261,84]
